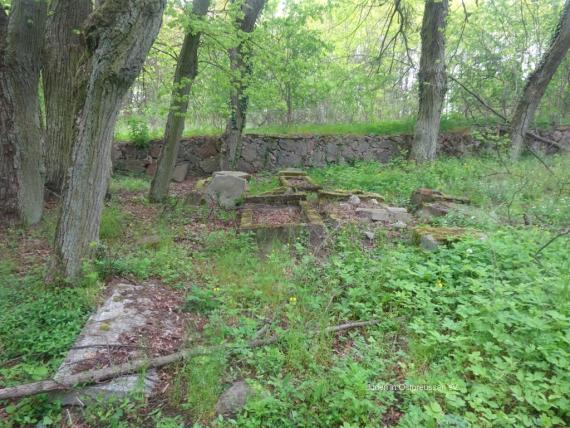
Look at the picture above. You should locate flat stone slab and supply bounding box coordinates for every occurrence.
[411,226,486,251]
[213,171,251,181]
[53,282,187,405]
[356,208,390,222]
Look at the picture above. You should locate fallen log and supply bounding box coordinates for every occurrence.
[0,320,378,401]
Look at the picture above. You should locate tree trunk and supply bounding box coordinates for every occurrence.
[149,0,210,202]
[0,0,47,225]
[0,8,17,219]
[49,0,166,282]
[43,0,92,193]
[510,0,570,160]
[410,0,449,163]
[220,0,266,170]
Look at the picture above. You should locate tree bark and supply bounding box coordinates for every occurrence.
[43,0,92,193]
[510,0,570,160]
[410,0,449,163]
[149,0,210,202]
[49,0,166,282]
[0,0,47,225]
[220,0,266,170]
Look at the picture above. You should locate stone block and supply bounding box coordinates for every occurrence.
[356,208,390,222]
[205,175,247,208]
[215,381,254,417]
[172,163,189,182]
[213,171,251,181]
[386,206,412,223]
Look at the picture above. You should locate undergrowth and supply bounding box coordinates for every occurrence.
[1,152,569,427]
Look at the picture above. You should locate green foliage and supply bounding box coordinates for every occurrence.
[0,262,98,426]
[2,154,569,426]
[127,116,151,149]
[100,204,130,240]
[109,176,150,193]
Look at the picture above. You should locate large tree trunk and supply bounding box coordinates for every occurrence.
[220,0,266,170]
[0,0,47,225]
[510,0,570,160]
[43,0,92,193]
[149,0,210,202]
[410,0,449,163]
[49,0,166,282]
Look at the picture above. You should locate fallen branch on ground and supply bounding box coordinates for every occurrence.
[0,320,378,401]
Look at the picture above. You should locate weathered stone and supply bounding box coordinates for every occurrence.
[172,163,189,182]
[215,381,254,417]
[364,231,375,240]
[199,156,220,174]
[53,282,183,405]
[213,171,251,181]
[278,168,306,176]
[391,221,407,229]
[205,175,247,208]
[348,195,361,205]
[118,159,147,174]
[369,198,380,205]
[411,188,470,209]
[59,371,159,406]
[385,206,412,223]
[148,142,163,158]
[111,145,123,164]
[418,202,451,219]
[146,160,157,177]
[356,208,390,222]
[113,128,570,175]
[420,234,439,251]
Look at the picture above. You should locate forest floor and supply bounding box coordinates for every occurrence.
[1,153,569,427]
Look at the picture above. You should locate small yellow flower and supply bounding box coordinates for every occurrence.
[435,280,444,288]
[213,287,220,293]
[289,296,297,305]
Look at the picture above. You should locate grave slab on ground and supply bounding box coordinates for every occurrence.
[53,282,187,406]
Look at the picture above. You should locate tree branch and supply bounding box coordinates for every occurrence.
[0,320,378,401]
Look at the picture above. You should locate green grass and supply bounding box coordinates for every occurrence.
[0,261,99,426]
[114,114,570,143]
[1,151,569,426]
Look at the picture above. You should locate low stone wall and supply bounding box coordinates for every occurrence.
[112,127,570,177]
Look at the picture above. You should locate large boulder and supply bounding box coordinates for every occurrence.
[205,175,247,208]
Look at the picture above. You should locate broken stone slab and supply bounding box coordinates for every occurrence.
[205,175,247,208]
[356,208,390,222]
[52,283,171,405]
[215,380,254,417]
[317,189,384,204]
[385,206,412,224]
[348,195,361,205]
[391,221,407,230]
[57,371,159,406]
[417,202,452,219]
[213,170,251,181]
[420,234,440,251]
[410,188,470,209]
[172,163,189,182]
[411,226,484,251]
